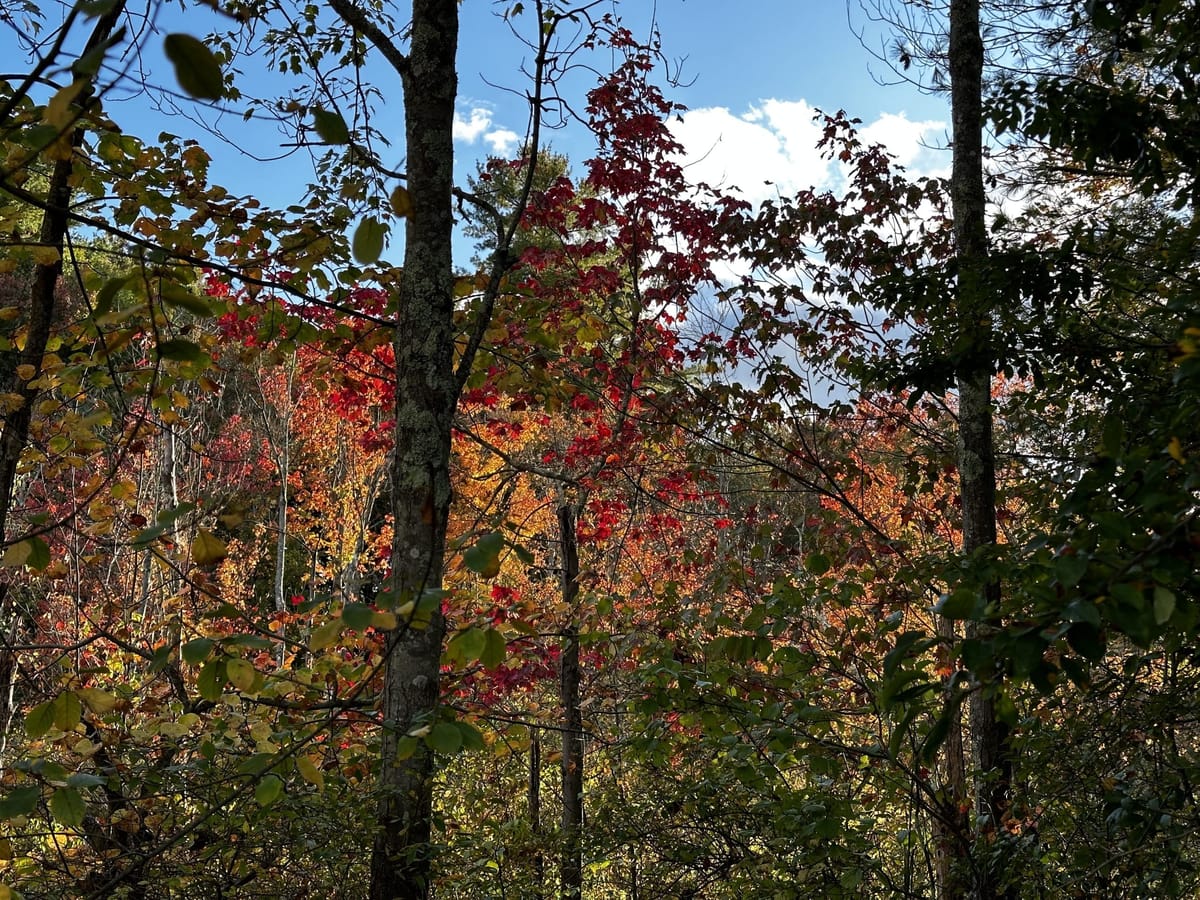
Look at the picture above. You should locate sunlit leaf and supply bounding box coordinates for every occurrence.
[310,617,343,652]
[52,691,82,732]
[191,529,227,566]
[390,186,412,218]
[352,216,387,265]
[296,755,324,791]
[225,658,256,692]
[74,688,118,714]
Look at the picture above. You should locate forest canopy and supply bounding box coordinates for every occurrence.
[0,1,1198,898]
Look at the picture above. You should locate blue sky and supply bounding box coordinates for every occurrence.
[450,1,950,198]
[5,1,951,256]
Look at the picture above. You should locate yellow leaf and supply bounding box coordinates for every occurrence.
[0,541,31,568]
[390,185,412,218]
[217,502,246,529]
[44,80,88,129]
[74,687,119,714]
[371,611,399,630]
[29,245,61,266]
[225,658,256,692]
[15,364,35,381]
[191,529,227,566]
[296,754,325,791]
[1168,436,1186,464]
[310,617,343,652]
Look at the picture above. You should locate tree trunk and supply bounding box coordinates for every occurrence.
[0,2,125,783]
[365,1,459,896]
[530,732,544,900]
[0,3,125,540]
[558,503,583,900]
[932,617,969,899]
[949,0,1013,896]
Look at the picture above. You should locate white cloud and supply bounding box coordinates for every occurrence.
[859,111,947,173]
[670,99,947,206]
[484,128,520,156]
[453,106,521,159]
[453,107,493,143]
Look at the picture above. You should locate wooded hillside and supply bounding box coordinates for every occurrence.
[0,1,1197,897]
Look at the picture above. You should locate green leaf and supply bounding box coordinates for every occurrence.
[160,283,214,318]
[480,628,507,670]
[1063,599,1101,628]
[934,589,979,620]
[1100,415,1125,458]
[158,338,207,362]
[49,787,85,827]
[883,631,930,678]
[52,691,82,732]
[1,537,51,571]
[427,721,463,754]
[225,658,256,692]
[1153,586,1176,625]
[95,275,132,316]
[804,552,831,576]
[341,602,375,631]
[0,786,39,819]
[352,217,387,265]
[254,774,283,807]
[163,33,225,101]
[66,773,107,788]
[1066,622,1105,662]
[197,660,226,702]
[456,721,486,751]
[449,628,487,665]
[74,688,118,714]
[238,753,274,775]
[182,638,215,665]
[463,532,504,579]
[1054,553,1088,588]
[919,712,953,763]
[310,617,343,652]
[313,107,350,144]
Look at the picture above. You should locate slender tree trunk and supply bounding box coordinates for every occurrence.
[949,1,1013,896]
[932,617,969,899]
[0,4,124,539]
[558,503,584,900]
[530,732,544,900]
[0,6,124,780]
[361,1,459,896]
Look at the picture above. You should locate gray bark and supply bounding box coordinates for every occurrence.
[950,0,1013,896]
[345,1,459,896]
